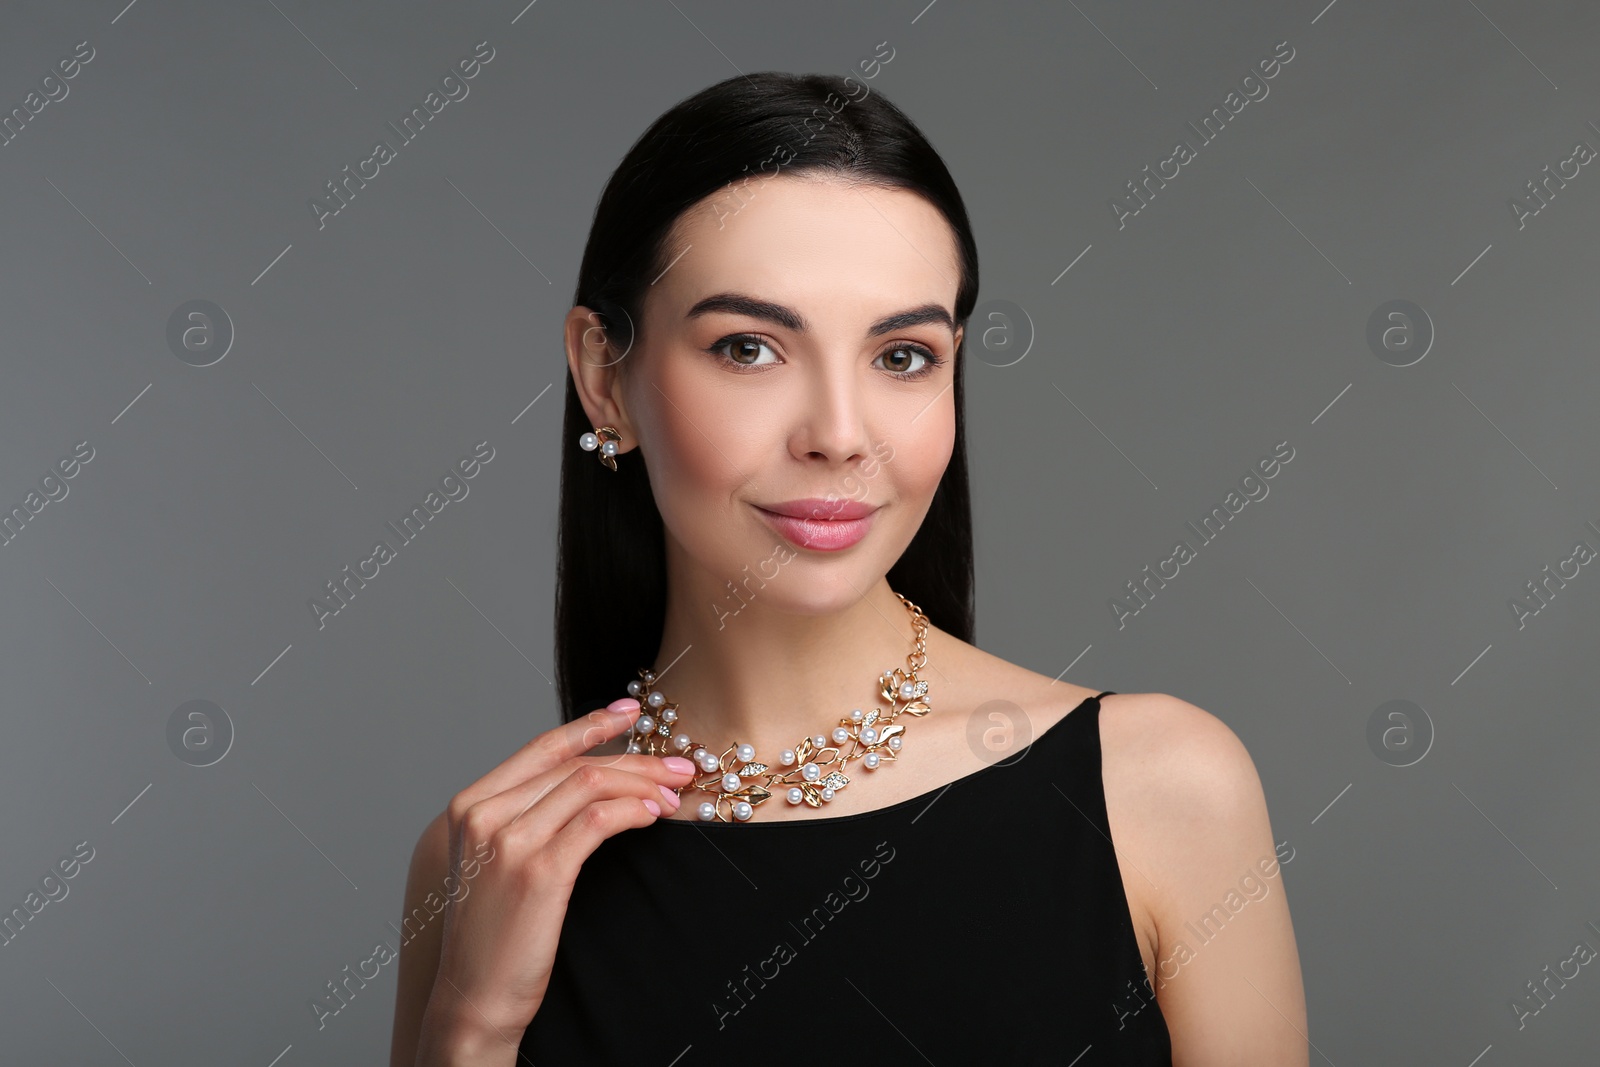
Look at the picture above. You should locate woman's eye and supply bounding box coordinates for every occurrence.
[875,345,937,377]
[707,335,941,378]
[709,335,780,368]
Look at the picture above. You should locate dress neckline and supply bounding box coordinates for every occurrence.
[649,692,1106,831]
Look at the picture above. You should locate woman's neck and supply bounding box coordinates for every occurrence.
[647,566,922,755]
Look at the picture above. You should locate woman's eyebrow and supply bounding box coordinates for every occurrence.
[685,292,955,336]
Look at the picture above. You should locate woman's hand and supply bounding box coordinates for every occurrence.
[414,698,694,1064]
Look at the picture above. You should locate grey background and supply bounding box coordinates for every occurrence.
[2,0,1597,1062]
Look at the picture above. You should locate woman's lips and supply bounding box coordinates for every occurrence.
[753,503,878,551]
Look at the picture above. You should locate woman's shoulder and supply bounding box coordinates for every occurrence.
[1097,691,1259,796]
[931,628,1277,957]
[1095,691,1283,984]
[1093,691,1271,884]
[1089,690,1269,878]
[904,624,1270,839]
[928,622,1255,766]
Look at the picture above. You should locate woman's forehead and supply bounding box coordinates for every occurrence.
[654,176,961,328]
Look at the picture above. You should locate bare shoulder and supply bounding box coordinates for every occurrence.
[389,809,451,1067]
[1095,691,1270,922]
[1098,692,1308,1064]
[1097,691,1262,810]
[926,627,1306,1058]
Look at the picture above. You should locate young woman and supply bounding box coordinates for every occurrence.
[390,71,1307,1066]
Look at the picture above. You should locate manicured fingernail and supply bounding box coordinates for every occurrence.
[642,798,661,816]
[658,784,681,809]
[662,756,694,774]
[608,697,640,714]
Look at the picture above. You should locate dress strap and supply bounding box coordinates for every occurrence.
[1094,690,1116,700]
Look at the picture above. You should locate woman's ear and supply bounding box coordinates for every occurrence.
[564,305,637,449]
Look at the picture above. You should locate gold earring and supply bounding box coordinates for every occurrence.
[578,425,622,471]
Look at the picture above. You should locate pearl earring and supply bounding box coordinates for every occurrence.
[578,425,623,471]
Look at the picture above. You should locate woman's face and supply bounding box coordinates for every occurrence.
[593,173,963,616]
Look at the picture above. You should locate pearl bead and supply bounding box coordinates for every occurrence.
[831,727,849,744]
[662,709,677,723]
[733,801,753,821]
[697,802,716,821]
[698,752,720,772]
[812,734,827,749]
[691,748,706,761]
[899,682,915,700]
[647,691,665,708]
[600,439,618,457]
[673,733,691,751]
[643,671,655,682]
[626,742,640,753]
[627,679,642,697]
[721,772,742,792]
[787,787,804,804]
[579,432,599,451]
[861,727,878,744]
[801,763,820,782]
[821,787,835,801]
[888,736,902,750]
[780,749,795,766]
[849,708,863,722]
[864,752,880,769]
[636,715,655,736]
[736,743,755,762]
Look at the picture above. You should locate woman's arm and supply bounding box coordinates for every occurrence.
[390,809,519,1066]
[390,810,450,1067]
[386,704,699,1066]
[1101,693,1310,1066]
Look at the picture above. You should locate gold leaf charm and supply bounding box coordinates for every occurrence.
[738,762,769,776]
[800,785,824,808]
[901,700,931,717]
[821,771,849,790]
[739,785,772,805]
[863,708,880,727]
[794,737,815,765]
[874,723,904,746]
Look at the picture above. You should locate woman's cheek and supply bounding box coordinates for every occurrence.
[899,416,954,500]
[647,405,753,558]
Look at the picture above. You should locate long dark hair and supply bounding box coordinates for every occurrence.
[555,71,979,722]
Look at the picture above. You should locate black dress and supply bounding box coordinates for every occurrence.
[518,691,1173,1064]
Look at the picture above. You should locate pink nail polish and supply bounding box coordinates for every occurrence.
[642,798,661,816]
[658,784,681,808]
[608,697,640,713]
[662,756,694,774]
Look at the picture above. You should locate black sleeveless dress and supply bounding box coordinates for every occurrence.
[518,691,1173,1064]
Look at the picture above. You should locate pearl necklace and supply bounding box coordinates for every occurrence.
[623,592,932,822]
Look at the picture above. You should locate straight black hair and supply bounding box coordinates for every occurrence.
[555,71,979,723]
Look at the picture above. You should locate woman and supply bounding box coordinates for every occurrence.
[390,71,1306,1065]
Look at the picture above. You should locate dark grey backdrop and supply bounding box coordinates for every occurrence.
[2,0,1597,1063]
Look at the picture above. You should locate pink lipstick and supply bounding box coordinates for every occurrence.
[754,498,880,551]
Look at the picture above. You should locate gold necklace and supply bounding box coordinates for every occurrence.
[624,592,932,822]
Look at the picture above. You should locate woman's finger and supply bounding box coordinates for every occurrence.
[456,698,643,811]
[464,756,694,847]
